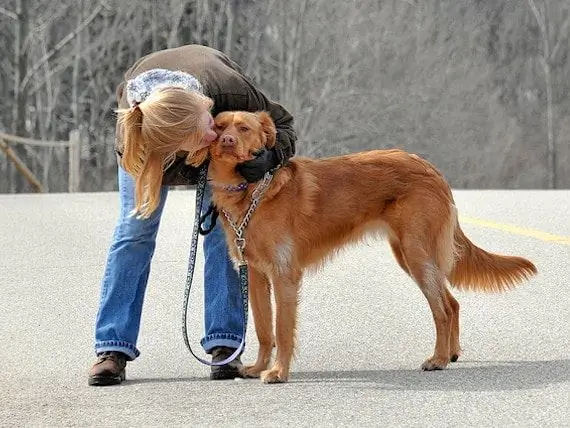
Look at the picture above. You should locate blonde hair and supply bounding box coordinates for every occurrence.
[117,87,214,219]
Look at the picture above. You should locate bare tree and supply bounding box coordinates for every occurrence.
[11,0,29,137]
[526,0,569,189]
[2,0,570,193]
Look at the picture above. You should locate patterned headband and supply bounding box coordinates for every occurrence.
[125,68,203,107]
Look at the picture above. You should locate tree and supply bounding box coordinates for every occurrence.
[526,0,569,188]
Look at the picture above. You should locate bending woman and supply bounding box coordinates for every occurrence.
[88,44,297,386]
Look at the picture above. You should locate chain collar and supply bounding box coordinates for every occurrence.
[221,171,274,265]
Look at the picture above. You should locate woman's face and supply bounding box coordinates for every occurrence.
[178,110,217,153]
[200,111,218,144]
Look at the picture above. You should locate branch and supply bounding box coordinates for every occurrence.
[0,131,69,146]
[27,41,102,96]
[0,138,44,192]
[526,0,547,38]
[0,6,17,19]
[19,1,108,92]
[244,0,277,76]
[550,16,570,62]
[166,1,186,48]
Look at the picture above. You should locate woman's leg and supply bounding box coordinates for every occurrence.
[93,166,169,360]
[199,184,245,354]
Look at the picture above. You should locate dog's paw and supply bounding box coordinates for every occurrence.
[449,347,462,362]
[260,368,288,384]
[421,356,449,371]
[240,364,263,378]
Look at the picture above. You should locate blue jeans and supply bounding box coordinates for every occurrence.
[94,166,244,360]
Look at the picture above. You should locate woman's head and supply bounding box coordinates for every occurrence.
[117,86,215,219]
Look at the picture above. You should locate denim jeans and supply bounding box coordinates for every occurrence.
[94,166,244,360]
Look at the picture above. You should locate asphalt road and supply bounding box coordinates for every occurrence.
[1,189,568,427]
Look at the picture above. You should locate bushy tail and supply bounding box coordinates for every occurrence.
[447,221,537,292]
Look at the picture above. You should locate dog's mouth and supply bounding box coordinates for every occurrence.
[210,137,256,163]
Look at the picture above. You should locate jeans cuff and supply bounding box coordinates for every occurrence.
[95,340,140,361]
[200,333,243,354]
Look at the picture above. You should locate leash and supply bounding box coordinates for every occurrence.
[181,163,247,366]
[181,165,274,367]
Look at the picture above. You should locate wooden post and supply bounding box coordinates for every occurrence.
[0,138,44,193]
[68,129,81,192]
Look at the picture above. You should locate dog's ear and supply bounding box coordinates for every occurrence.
[257,111,276,148]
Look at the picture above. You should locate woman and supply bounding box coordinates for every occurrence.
[88,44,297,386]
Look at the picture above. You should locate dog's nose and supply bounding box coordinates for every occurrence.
[220,134,236,148]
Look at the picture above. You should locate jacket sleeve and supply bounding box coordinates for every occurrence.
[260,98,297,163]
[208,53,298,164]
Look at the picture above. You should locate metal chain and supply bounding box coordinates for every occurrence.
[221,171,274,264]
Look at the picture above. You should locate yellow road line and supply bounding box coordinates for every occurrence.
[459,215,570,246]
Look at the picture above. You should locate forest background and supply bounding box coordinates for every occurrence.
[1,0,569,193]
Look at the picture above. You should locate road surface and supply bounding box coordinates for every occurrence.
[1,189,568,427]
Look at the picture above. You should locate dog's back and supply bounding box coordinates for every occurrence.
[291,148,454,205]
[258,149,455,270]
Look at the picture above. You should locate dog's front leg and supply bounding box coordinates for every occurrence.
[260,269,302,384]
[241,266,274,378]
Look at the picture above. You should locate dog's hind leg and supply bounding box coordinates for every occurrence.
[435,205,461,362]
[391,237,461,365]
[261,269,302,384]
[389,238,410,276]
[444,287,461,362]
[242,266,275,378]
[400,238,453,371]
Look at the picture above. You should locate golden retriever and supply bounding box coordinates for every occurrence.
[189,110,537,384]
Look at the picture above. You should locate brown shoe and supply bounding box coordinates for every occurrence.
[210,346,245,380]
[88,352,127,386]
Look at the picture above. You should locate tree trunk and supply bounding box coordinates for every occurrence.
[527,0,556,188]
[224,0,236,56]
[10,0,30,192]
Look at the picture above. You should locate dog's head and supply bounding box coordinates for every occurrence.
[209,111,276,166]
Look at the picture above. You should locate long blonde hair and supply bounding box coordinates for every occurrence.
[117,87,214,219]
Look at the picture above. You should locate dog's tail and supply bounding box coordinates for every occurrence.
[447,218,537,293]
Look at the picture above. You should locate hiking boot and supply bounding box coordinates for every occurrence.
[88,351,127,386]
[210,346,245,380]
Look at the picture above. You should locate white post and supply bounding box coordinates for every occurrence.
[68,130,81,192]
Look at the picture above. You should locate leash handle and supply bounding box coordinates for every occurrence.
[182,163,248,367]
[198,202,219,236]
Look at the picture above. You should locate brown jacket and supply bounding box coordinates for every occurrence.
[114,44,297,185]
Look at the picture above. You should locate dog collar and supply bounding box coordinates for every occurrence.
[208,180,249,192]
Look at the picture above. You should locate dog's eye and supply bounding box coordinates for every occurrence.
[239,126,250,132]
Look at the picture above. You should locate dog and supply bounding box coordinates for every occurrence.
[188,110,537,384]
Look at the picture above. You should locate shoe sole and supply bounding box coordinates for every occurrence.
[88,371,126,386]
[210,368,243,380]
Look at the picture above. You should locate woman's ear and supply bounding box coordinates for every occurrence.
[256,111,276,148]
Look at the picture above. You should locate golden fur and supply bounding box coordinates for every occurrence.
[192,111,538,384]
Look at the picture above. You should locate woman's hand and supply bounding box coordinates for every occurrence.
[235,147,280,182]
